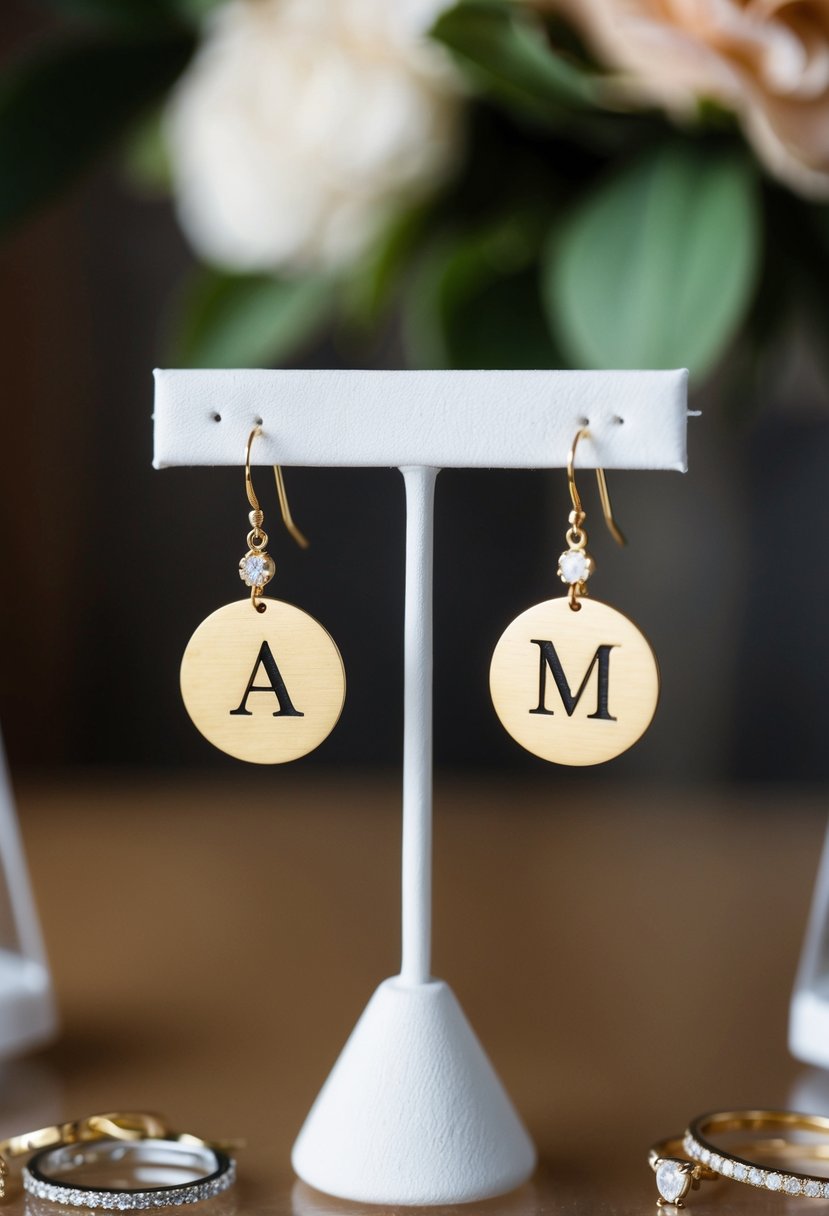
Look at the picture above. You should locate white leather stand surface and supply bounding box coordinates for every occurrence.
[153,369,689,469]
[153,368,689,1205]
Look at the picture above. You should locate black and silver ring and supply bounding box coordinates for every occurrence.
[23,1137,235,1209]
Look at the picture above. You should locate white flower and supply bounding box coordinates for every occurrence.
[165,0,462,272]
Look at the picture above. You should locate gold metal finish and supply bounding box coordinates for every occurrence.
[245,426,309,550]
[489,596,659,765]
[567,428,626,549]
[561,428,624,613]
[273,464,309,551]
[181,426,344,762]
[243,426,309,612]
[181,598,346,764]
[652,1110,829,1207]
[489,427,657,765]
[651,1134,829,1173]
[692,1110,829,1139]
[0,1113,169,1200]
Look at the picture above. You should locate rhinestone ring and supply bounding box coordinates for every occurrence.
[23,1138,236,1210]
[651,1109,829,1207]
[683,1110,829,1202]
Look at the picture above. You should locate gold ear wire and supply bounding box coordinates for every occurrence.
[245,427,310,550]
[272,465,309,550]
[567,427,626,548]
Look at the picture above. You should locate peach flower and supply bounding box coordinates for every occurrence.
[549,0,829,198]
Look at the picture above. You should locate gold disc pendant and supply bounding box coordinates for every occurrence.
[180,599,346,764]
[489,597,659,766]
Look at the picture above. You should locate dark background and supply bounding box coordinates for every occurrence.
[3,2,829,784]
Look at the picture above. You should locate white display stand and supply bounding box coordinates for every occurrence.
[790,823,829,1067]
[154,368,689,1205]
[0,733,57,1058]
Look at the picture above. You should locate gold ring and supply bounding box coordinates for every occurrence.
[651,1110,829,1206]
[686,1110,829,1200]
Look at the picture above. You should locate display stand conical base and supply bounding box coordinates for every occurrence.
[291,977,536,1206]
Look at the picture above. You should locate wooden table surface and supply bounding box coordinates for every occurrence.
[2,773,828,1215]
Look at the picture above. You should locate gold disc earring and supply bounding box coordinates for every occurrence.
[180,427,346,764]
[489,428,659,766]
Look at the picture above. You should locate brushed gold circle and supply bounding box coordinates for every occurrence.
[180,599,345,764]
[489,596,659,766]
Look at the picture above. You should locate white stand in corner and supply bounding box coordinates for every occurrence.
[0,734,58,1058]
[790,822,829,1068]
[154,369,689,1206]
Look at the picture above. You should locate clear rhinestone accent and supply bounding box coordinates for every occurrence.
[239,551,273,589]
[558,550,591,585]
[656,1161,688,1204]
[721,1159,734,1178]
[23,1153,236,1210]
[700,1148,711,1165]
[733,1164,747,1182]
[784,1177,802,1195]
[749,1168,765,1186]
[710,1155,723,1172]
[766,1173,783,1191]
[804,1180,822,1197]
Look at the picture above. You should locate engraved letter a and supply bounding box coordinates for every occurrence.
[528,639,617,720]
[229,641,304,718]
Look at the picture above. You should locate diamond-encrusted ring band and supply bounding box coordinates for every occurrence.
[683,1110,829,1203]
[23,1138,236,1210]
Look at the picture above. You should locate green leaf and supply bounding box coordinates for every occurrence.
[431,0,599,125]
[170,271,332,368]
[341,203,434,330]
[171,0,226,26]
[404,214,561,369]
[543,142,761,378]
[120,107,172,196]
[0,34,193,237]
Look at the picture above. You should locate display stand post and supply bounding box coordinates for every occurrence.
[154,368,689,1206]
[401,466,436,988]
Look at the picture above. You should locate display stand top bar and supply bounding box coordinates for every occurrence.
[153,368,689,470]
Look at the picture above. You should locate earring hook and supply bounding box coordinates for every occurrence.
[567,428,626,547]
[245,427,310,550]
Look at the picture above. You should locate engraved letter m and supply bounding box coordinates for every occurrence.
[528,639,617,720]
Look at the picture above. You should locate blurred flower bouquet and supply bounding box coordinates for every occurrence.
[4,0,829,389]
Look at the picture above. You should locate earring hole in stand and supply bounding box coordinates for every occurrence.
[254,416,263,426]
[613,415,625,425]
[579,417,589,427]
[211,412,222,423]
